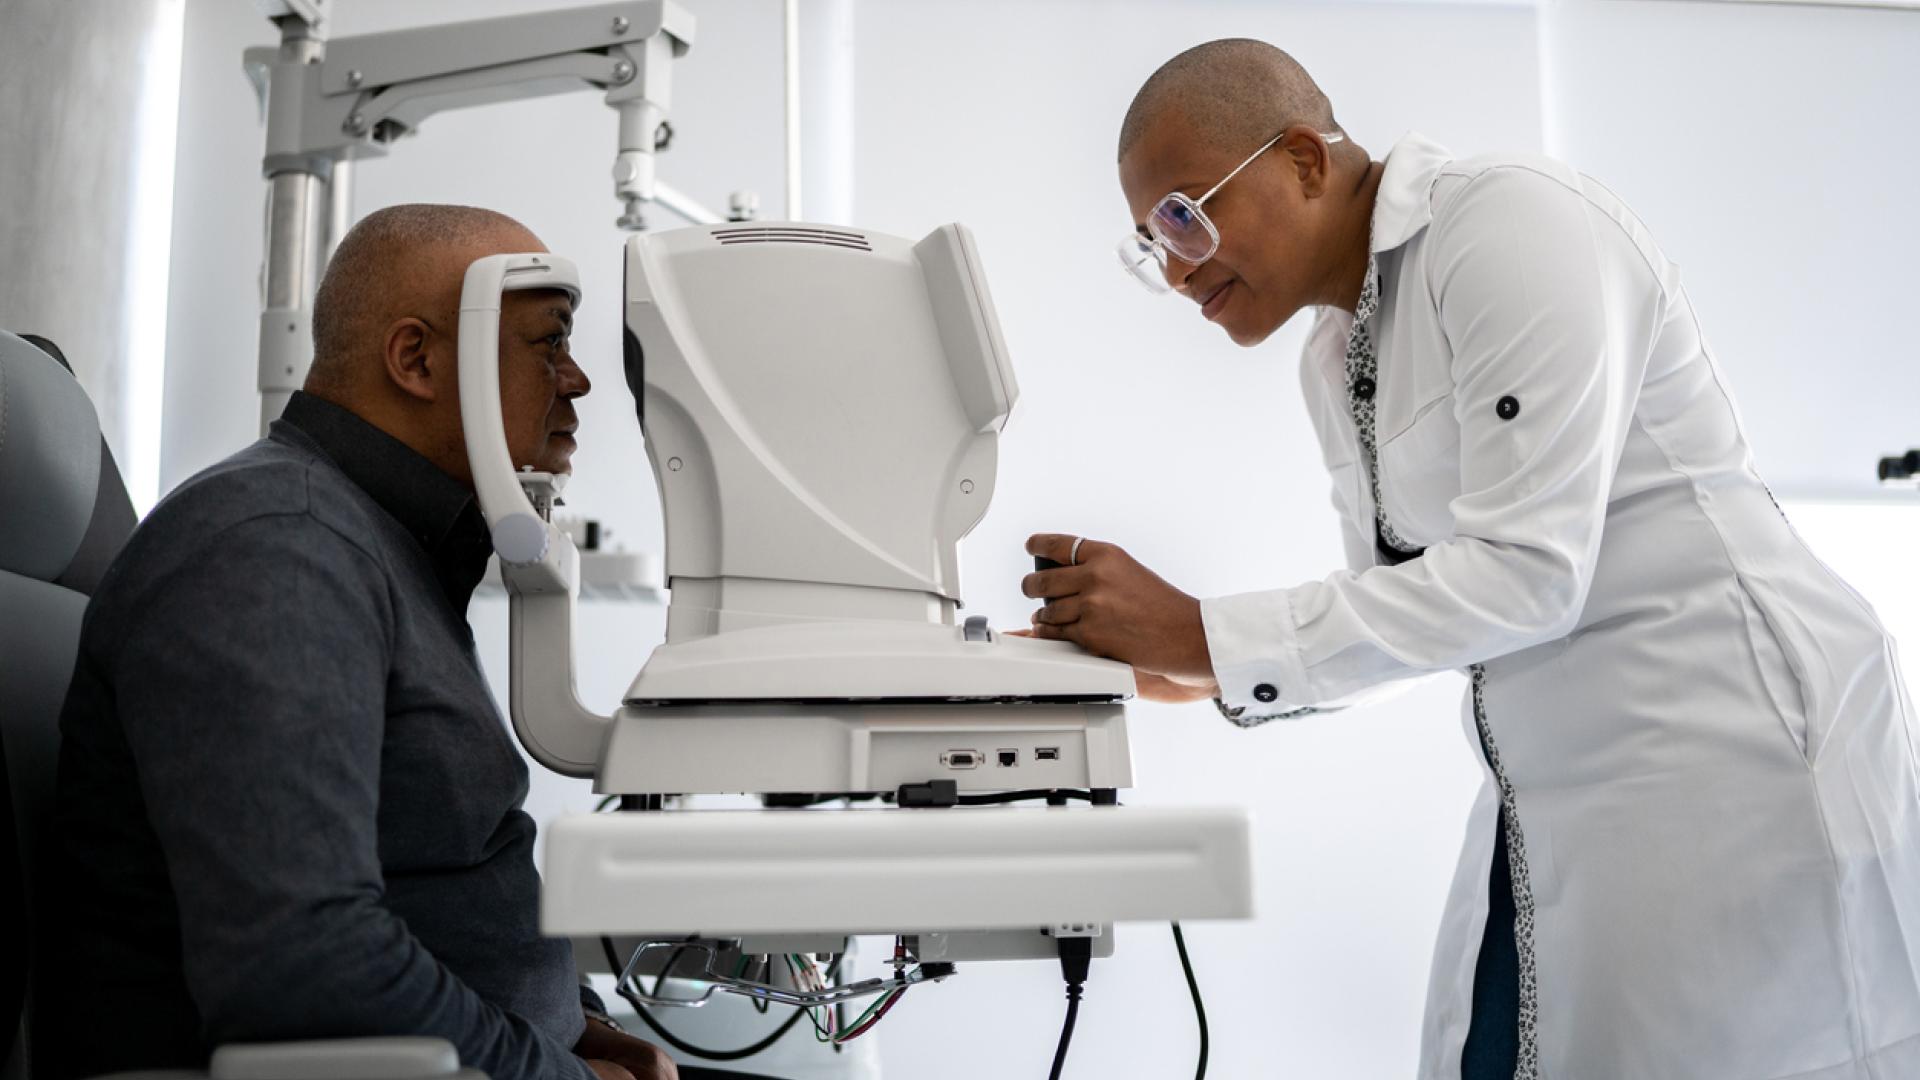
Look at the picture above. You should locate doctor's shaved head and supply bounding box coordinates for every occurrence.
[1117,39,1344,163]
[1117,39,1379,348]
[303,202,589,485]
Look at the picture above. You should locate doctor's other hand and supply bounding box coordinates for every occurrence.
[580,1023,678,1080]
[1134,670,1221,704]
[997,626,1216,708]
[1022,533,1214,683]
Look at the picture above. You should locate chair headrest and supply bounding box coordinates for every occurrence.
[0,332,134,590]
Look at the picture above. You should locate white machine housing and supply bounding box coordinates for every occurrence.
[622,221,1132,708]
[454,234,1251,955]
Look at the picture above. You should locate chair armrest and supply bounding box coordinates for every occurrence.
[206,1037,482,1080]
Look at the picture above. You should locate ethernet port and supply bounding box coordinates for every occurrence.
[996,749,1019,767]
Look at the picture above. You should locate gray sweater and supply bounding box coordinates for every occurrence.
[39,393,592,1080]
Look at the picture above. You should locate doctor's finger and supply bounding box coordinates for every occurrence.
[1021,566,1089,599]
[1028,619,1071,643]
[1034,597,1085,626]
[1025,533,1079,562]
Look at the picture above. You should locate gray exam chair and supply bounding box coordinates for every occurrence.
[0,331,480,1080]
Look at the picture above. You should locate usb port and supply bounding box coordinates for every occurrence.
[942,750,979,769]
[1034,747,1060,761]
[996,749,1019,767]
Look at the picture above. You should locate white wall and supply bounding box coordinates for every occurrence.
[160,0,276,494]
[1540,0,1920,498]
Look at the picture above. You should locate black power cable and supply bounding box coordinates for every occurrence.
[1171,922,1209,1080]
[956,788,1094,806]
[600,937,833,1062]
[1048,935,1093,1080]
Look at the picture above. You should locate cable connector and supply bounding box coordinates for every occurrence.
[1055,933,1092,988]
[1049,934,1093,1080]
[896,780,959,808]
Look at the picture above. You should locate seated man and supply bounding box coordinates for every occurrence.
[38,204,673,1080]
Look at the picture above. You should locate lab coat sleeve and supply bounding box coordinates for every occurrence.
[113,515,595,1080]
[1204,165,1654,710]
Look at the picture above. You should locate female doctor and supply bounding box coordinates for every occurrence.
[1025,38,1920,1080]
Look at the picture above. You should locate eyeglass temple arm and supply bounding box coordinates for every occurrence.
[1195,129,1346,206]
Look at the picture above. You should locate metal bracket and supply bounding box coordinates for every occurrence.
[513,470,568,523]
[614,938,954,1010]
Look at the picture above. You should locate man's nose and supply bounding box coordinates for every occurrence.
[559,355,592,399]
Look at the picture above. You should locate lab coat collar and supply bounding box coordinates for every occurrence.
[1368,132,1454,255]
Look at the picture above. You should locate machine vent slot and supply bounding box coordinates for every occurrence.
[712,226,873,252]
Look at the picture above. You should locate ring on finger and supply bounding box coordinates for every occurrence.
[1070,536,1086,565]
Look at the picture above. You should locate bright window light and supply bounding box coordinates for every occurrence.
[125,0,185,514]
[1782,497,1920,687]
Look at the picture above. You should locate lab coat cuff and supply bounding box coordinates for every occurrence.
[1201,589,1315,717]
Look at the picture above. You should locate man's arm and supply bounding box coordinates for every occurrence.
[114,509,594,1080]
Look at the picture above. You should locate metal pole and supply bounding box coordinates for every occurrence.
[652,181,723,225]
[783,0,802,222]
[323,158,354,268]
[258,170,326,434]
[256,21,330,436]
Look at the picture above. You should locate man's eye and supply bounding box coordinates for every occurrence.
[543,334,568,350]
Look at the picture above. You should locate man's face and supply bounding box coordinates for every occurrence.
[1119,114,1333,346]
[497,288,589,474]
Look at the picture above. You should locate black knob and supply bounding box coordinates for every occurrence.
[1881,450,1920,481]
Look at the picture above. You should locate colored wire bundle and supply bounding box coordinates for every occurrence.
[779,951,905,1045]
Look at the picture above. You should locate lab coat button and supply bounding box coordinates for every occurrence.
[1253,683,1279,703]
[1496,395,1520,420]
[1353,377,1376,401]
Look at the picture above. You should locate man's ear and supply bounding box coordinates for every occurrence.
[382,317,439,403]
[1284,126,1336,200]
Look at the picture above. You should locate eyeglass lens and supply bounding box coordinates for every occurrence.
[1149,195,1216,264]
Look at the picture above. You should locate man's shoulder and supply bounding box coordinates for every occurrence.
[102,436,395,604]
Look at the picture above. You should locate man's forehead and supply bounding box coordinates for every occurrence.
[505,287,575,320]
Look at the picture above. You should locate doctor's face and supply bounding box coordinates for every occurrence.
[1119,115,1342,346]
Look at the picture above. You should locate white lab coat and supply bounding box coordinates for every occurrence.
[1201,134,1920,1078]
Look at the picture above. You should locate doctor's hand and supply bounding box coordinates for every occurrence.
[1002,628,1216,701]
[1134,671,1221,704]
[1022,533,1215,685]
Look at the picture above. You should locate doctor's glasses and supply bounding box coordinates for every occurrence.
[1117,128,1346,294]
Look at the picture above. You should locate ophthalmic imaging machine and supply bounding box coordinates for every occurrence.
[245,2,1254,1074]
